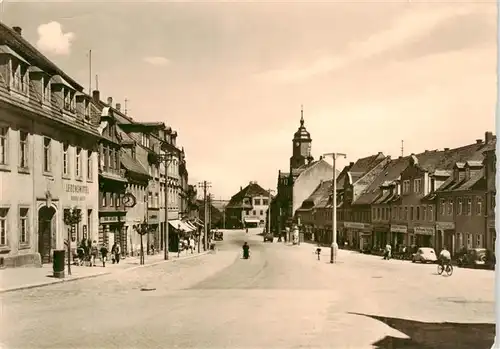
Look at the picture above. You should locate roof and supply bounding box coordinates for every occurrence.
[120,152,150,178]
[0,23,83,91]
[226,182,272,209]
[299,180,333,209]
[279,171,289,179]
[435,168,485,193]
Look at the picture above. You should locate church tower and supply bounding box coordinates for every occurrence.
[290,105,313,170]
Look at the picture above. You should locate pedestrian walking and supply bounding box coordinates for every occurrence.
[112,242,121,264]
[90,240,98,266]
[189,236,195,254]
[178,239,183,257]
[183,238,188,255]
[100,243,108,267]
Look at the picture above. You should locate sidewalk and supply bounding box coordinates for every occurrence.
[0,249,209,294]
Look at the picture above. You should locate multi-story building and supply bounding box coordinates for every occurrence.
[483,144,496,251]
[226,182,272,228]
[273,108,334,231]
[94,96,128,252]
[0,24,100,266]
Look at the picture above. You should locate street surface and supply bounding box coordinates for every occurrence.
[0,229,495,349]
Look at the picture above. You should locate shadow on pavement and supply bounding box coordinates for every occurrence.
[349,312,495,349]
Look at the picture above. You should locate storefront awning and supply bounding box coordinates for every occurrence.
[168,219,182,230]
[178,221,194,232]
[244,217,260,223]
[185,222,197,230]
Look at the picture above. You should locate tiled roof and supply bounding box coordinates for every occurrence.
[300,180,333,209]
[121,152,150,177]
[350,152,385,173]
[226,182,271,208]
[354,157,411,205]
[437,169,485,193]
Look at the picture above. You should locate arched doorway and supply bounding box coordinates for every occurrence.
[38,206,56,264]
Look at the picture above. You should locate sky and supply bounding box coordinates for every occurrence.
[3,0,497,199]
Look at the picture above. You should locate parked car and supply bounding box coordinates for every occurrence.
[412,247,437,263]
[264,232,274,242]
[214,231,223,241]
[457,248,494,269]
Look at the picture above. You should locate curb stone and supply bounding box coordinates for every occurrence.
[0,251,210,294]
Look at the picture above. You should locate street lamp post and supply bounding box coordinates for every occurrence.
[158,150,174,261]
[323,152,347,264]
[138,219,148,265]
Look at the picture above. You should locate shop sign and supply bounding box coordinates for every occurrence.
[435,221,455,230]
[66,183,89,202]
[344,222,367,230]
[99,216,119,224]
[390,224,407,233]
[414,226,435,236]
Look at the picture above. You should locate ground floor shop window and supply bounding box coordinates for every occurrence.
[476,233,483,248]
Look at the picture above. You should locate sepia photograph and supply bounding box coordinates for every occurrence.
[0,1,497,348]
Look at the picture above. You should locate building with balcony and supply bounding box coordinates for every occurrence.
[0,24,101,267]
[95,102,128,252]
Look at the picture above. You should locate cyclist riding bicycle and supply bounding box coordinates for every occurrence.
[439,246,451,267]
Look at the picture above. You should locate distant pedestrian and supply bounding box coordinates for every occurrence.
[90,240,98,267]
[100,243,109,267]
[189,237,195,254]
[178,240,183,257]
[112,242,121,264]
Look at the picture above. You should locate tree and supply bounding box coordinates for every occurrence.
[63,208,82,275]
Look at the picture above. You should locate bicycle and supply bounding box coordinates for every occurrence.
[437,261,453,276]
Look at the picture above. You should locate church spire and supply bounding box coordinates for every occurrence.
[300,104,304,126]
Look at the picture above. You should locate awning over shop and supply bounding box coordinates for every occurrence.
[179,221,194,232]
[244,217,260,223]
[168,219,182,230]
[185,222,197,230]
[193,218,204,227]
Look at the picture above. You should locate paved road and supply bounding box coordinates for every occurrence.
[0,229,495,349]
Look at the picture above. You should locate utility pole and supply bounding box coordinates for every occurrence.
[198,181,211,251]
[323,152,347,264]
[401,140,404,157]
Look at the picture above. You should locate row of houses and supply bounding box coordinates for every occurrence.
[295,133,496,256]
[270,108,496,257]
[0,24,199,267]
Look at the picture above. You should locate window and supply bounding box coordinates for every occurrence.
[75,147,82,177]
[260,210,264,215]
[410,206,414,220]
[148,192,153,205]
[252,210,256,216]
[422,206,427,221]
[117,194,122,208]
[466,233,472,248]
[63,88,76,112]
[456,233,463,249]
[466,198,472,215]
[0,208,8,246]
[414,179,422,193]
[87,151,93,180]
[447,199,453,216]
[263,199,269,206]
[42,77,51,103]
[476,197,483,216]
[457,198,463,215]
[62,144,69,176]
[87,209,92,239]
[416,206,420,220]
[131,147,136,160]
[372,208,377,220]
[10,60,28,94]
[84,100,90,121]
[403,180,410,193]
[155,193,159,208]
[0,126,8,165]
[399,207,402,220]
[404,206,408,220]
[43,137,51,172]
[377,208,381,220]
[428,205,434,221]
[254,199,261,206]
[19,207,29,244]
[19,130,28,169]
[101,192,107,207]
[439,199,445,215]
[476,234,483,248]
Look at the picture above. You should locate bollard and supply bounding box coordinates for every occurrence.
[316,248,321,260]
[53,250,66,278]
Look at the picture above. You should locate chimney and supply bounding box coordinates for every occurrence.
[424,150,429,153]
[240,186,243,192]
[319,156,323,160]
[12,26,22,35]
[444,148,450,151]
[107,97,113,106]
[92,90,100,102]
[476,139,482,144]
[116,103,121,112]
[349,162,354,167]
[485,131,493,143]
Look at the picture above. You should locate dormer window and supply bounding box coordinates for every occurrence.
[63,88,76,112]
[42,76,51,103]
[465,167,470,180]
[10,59,29,95]
[141,134,150,148]
[84,100,90,121]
